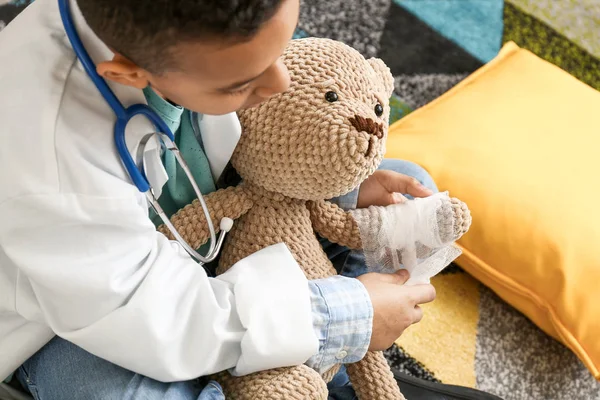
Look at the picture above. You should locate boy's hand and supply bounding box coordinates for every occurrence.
[357,270,436,351]
[357,170,434,208]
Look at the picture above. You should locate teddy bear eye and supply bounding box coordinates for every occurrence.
[374,103,384,117]
[325,91,339,103]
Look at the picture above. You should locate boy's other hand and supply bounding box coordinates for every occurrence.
[357,170,434,208]
[357,270,436,351]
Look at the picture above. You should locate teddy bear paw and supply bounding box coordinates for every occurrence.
[436,197,472,244]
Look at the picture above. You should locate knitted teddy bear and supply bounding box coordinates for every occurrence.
[159,38,472,400]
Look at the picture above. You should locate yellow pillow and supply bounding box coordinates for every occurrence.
[386,42,600,380]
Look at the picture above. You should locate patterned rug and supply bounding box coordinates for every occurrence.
[2,1,599,399]
[295,2,600,399]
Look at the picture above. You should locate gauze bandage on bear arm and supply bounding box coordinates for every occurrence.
[350,192,462,285]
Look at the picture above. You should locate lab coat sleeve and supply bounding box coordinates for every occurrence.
[0,193,318,381]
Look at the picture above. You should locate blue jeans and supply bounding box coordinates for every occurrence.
[15,159,437,400]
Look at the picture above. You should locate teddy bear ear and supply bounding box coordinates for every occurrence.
[368,57,395,97]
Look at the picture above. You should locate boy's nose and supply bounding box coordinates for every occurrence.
[254,59,291,99]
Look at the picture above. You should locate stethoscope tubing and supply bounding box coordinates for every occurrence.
[57,0,228,266]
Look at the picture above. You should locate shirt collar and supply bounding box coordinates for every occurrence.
[143,87,184,134]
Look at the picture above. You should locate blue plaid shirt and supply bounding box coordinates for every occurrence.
[304,190,372,373]
[307,276,372,373]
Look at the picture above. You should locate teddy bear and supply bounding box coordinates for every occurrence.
[158,37,472,400]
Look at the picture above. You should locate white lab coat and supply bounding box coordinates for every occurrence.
[0,0,317,385]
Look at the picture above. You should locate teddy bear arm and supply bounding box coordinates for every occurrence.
[307,200,363,250]
[157,186,253,249]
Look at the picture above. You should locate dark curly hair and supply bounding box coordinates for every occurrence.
[77,0,286,74]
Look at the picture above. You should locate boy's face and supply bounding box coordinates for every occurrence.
[100,0,299,116]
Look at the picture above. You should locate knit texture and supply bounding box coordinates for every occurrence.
[218,38,402,399]
[232,38,394,202]
[307,200,363,250]
[347,351,406,400]
[216,184,339,281]
[158,186,253,249]
[214,365,329,400]
[162,38,471,399]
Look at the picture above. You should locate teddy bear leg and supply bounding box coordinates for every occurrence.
[320,364,341,384]
[214,365,328,400]
[346,351,406,400]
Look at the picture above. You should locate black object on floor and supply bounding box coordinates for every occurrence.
[394,369,505,400]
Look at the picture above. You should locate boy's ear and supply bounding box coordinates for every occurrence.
[368,57,394,97]
[97,54,150,89]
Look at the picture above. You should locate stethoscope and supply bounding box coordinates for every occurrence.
[58,0,232,266]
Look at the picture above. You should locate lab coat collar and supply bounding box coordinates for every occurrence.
[68,0,115,67]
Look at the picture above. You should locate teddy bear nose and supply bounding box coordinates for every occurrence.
[349,115,384,139]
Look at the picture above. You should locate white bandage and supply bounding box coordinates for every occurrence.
[350,192,462,285]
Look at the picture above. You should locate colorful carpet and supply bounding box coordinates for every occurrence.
[295,3,600,398]
[2,1,599,399]
[300,2,600,399]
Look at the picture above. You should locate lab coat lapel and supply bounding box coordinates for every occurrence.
[197,113,241,181]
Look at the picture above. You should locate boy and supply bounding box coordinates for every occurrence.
[0,0,440,398]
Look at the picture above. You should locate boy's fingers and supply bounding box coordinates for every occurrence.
[413,306,424,324]
[406,284,436,305]
[409,180,435,198]
[380,270,409,284]
[392,192,408,204]
[379,171,434,198]
[403,178,434,198]
[395,269,410,284]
